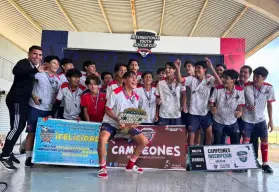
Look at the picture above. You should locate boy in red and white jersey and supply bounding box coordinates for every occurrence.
[176,58,222,146]
[51,69,86,120]
[80,60,101,87]
[241,67,275,173]
[135,71,157,124]
[106,63,127,99]
[98,71,149,178]
[209,70,245,145]
[81,75,106,123]
[128,59,142,84]
[155,62,187,125]
[57,58,75,118]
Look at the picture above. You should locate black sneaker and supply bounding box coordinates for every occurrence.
[0,156,17,171]
[256,160,262,169]
[25,157,34,167]
[262,164,273,174]
[186,164,191,171]
[10,153,20,164]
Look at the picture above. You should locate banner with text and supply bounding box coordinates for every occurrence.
[107,125,186,170]
[32,118,101,167]
[188,144,257,171]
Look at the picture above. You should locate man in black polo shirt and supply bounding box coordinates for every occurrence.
[0,45,45,171]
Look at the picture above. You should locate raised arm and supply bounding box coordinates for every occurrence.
[204,57,222,86]
[174,59,184,83]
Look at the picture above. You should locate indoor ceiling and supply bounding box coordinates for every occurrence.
[0,0,279,58]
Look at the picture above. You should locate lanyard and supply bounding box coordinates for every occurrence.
[224,87,235,102]
[143,87,152,107]
[253,85,264,106]
[90,91,100,110]
[192,78,205,94]
[46,72,57,90]
[69,85,79,108]
[166,79,177,97]
[123,88,136,106]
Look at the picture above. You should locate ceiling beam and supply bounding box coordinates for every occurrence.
[234,0,279,23]
[7,0,42,31]
[130,0,137,34]
[246,29,279,58]
[189,0,209,37]
[0,32,28,52]
[159,0,166,36]
[222,6,248,38]
[54,0,78,31]
[98,0,112,33]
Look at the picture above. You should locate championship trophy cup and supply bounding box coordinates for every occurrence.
[118,108,147,135]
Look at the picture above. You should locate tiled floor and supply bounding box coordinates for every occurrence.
[0,155,279,192]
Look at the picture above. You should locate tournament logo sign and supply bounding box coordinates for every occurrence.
[131,30,160,57]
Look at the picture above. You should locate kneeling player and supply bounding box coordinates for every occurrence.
[209,70,245,145]
[242,67,275,173]
[98,71,149,178]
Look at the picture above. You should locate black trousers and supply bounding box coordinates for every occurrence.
[1,98,29,157]
[250,129,259,158]
[214,130,239,145]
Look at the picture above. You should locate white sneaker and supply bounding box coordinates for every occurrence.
[98,168,108,178]
[125,165,144,173]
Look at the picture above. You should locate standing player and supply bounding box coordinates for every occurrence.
[80,60,100,87]
[241,67,275,173]
[176,58,221,146]
[106,63,127,99]
[57,58,74,118]
[215,64,226,79]
[209,70,245,145]
[100,72,113,93]
[128,59,142,84]
[81,75,106,123]
[238,65,252,87]
[25,55,61,167]
[155,62,186,125]
[136,71,157,124]
[238,65,261,168]
[98,71,149,178]
[153,68,166,86]
[50,69,86,120]
[58,58,74,83]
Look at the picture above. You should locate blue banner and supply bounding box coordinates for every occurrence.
[32,118,101,167]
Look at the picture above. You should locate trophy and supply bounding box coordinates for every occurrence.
[117,108,147,135]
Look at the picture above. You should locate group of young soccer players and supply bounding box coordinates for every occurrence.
[0,45,275,177]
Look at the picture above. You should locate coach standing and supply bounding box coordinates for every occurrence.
[0,45,45,171]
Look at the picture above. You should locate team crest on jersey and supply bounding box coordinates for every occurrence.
[235,95,239,100]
